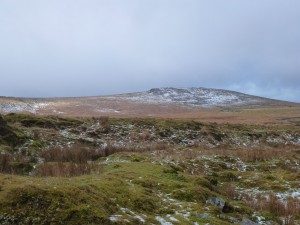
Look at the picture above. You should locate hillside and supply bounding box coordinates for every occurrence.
[114,87,289,107]
[0,88,299,123]
[0,88,297,113]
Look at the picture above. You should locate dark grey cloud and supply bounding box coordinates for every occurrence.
[0,0,299,102]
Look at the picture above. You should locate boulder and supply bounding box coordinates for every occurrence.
[206,197,225,208]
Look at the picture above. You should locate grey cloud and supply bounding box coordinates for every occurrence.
[0,0,299,102]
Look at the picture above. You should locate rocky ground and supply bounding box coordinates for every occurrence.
[0,113,299,225]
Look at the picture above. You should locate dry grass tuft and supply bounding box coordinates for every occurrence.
[218,183,240,200]
[42,144,102,163]
[34,162,102,177]
[244,193,300,225]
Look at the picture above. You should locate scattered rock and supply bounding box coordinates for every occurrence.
[206,197,225,208]
[206,197,234,213]
[219,214,239,224]
[265,221,279,225]
[195,213,209,219]
[242,218,259,225]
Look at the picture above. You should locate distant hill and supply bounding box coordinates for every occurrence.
[0,87,299,121]
[113,87,293,107]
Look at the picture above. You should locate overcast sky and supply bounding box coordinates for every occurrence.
[0,1,299,102]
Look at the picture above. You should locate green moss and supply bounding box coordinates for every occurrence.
[0,184,115,225]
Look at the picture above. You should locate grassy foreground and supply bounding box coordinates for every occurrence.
[0,154,225,225]
[0,113,299,224]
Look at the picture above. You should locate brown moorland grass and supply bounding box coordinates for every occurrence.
[34,162,103,177]
[1,96,300,124]
[150,146,299,163]
[244,193,300,225]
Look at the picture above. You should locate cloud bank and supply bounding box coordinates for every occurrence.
[0,0,299,102]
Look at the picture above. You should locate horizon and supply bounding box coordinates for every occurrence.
[0,1,299,102]
[1,86,299,103]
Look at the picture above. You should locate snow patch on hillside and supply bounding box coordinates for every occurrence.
[0,102,51,113]
[115,87,262,107]
[95,108,120,113]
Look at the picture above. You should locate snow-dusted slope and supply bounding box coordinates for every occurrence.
[115,87,267,107]
[0,87,296,115]
[0,95,54,114]
[0,101,51,113]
